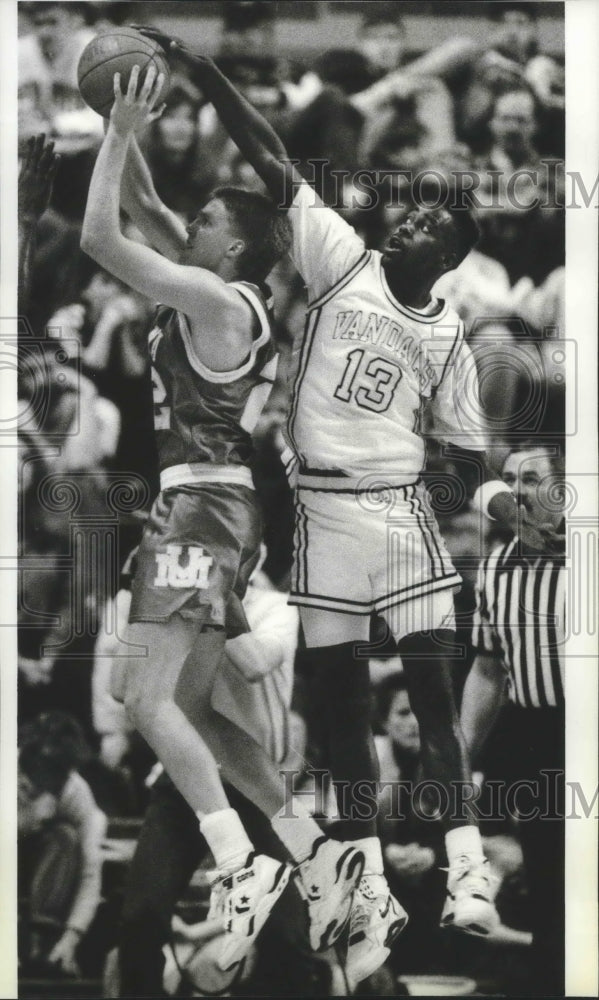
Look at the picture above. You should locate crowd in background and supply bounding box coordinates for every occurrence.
[17,1,566,993]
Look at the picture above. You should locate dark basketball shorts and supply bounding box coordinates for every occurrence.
[129,483,262,629]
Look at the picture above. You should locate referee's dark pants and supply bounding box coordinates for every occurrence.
[500,702,565,997]
[118,775,326,998]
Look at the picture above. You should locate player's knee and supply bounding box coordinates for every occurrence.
[123,671,165,731]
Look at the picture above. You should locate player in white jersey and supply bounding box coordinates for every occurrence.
[141,31,564,988]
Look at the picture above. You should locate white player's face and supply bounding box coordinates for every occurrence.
[490,91,536,154]
[499,11,537,61]
[360,24,405,72]
[180,199,240,270]
[382,207,455,273]
[502,449,563,529]
[156,103,198,155]
[384,689,421,755]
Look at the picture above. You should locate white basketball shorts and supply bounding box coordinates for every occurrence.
[289,472,460,640]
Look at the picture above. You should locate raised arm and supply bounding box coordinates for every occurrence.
[134,28,300,206]
[120,135,187,261]
[18,134,60,312]
[81,65,252,368]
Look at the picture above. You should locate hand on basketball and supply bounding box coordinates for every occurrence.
[110,64,166,137]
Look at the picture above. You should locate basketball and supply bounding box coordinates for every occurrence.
[77,27,170,118]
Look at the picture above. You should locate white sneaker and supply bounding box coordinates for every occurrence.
[345,874,408,986]
[294,837,365,951]
[207,853,291,971]
[440,856,500,936]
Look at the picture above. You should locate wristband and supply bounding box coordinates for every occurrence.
[472,480,515,520]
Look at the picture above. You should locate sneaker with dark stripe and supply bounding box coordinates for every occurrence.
[294,837,365,951]
[346,874,408,986]
[440,856,500,936]
[207,853,291,971]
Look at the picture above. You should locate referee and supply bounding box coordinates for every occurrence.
[461,441,565,997]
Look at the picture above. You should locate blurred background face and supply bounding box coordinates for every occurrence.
[490,90,536,156]
[156,103,198,156]
[502,448,564,528]
[31,4,80,56]
[18,770,58,834]
[384,689,421,755]
[499,10,538,62]
[360,23,405,73]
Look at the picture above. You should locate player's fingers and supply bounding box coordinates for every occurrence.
[32,132,45,170]
[127,64,141,101]
[23,134,35,169]
[148,102,166,122]
[149,72,165,109]
[38,140,55,170]
[140,63,157,102]
[113,71,123,101]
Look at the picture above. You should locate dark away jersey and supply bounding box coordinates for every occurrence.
[147,281,278,481]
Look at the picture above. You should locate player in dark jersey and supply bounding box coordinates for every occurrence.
[81,66,366,973]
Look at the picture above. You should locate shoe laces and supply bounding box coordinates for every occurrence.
[443,856,498,894]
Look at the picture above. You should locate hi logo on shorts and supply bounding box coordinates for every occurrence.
[153,544,213,589]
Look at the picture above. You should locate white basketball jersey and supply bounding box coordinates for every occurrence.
[285,181,487,479]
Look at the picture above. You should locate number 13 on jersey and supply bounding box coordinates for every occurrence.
[334,349,403,413]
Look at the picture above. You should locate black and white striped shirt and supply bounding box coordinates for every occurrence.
[472,537,565,709]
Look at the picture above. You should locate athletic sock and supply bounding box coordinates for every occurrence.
[270,797,325,864]
[198,808,254,874]
[351,835,384,875]
[445,825,485,867]
[304,642,379,840]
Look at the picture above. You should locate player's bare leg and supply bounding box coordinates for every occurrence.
[174,627,365,952]
[123,617,291,971]
[299,608,407,985]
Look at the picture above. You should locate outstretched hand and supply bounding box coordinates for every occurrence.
[18,134,60,222]
[109,64,166,137]
[130,24,212,68]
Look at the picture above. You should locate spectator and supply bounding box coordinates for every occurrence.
[454,2,564,156]
[372,672,446,974]
[18,712,107,977]
[18,1,98,136]
[143,77,218,220]
[482,85,540,172]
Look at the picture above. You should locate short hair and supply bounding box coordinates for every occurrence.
[209,186,291,283]
[490,2,538,22]
[18,711,91,796]
[445,204,481,266]
[493,83,537,111]
[504,439,565,478]
[361,4,406,33]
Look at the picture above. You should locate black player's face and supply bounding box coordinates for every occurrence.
[382,207,456,274]
[180,199,239,270]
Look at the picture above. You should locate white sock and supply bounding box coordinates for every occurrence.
[352,836,384,875]
[445,825,485,867]
[270,797,324,864]
[198,808,253,874]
